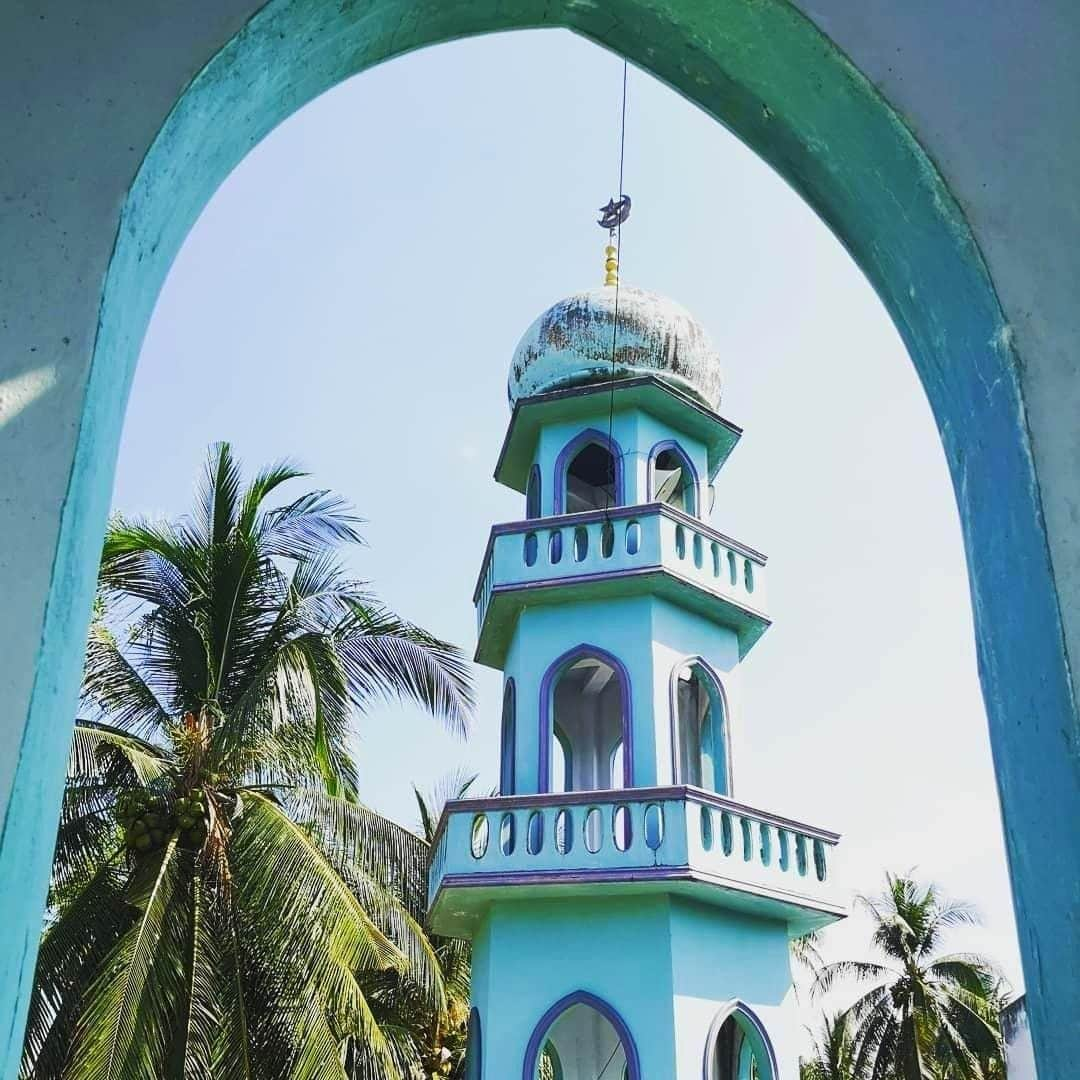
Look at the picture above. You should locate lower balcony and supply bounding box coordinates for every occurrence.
[427,787,844,939]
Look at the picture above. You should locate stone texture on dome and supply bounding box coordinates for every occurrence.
[509,285,722,410]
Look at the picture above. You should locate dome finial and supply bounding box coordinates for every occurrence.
[597,196,631,287]
[604,242,619,287]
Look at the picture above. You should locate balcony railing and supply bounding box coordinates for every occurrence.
[428,786,843,938]
[473,504,769,664]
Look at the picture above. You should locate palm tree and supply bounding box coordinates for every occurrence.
[800,1012,860,1080]
[21,443,473,1080]
[345,773,477,1080]
[814,873,1004,1080]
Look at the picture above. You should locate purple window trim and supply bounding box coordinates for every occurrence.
[538,644,633,794]
[668,656,733,797]
[500,679,516,796]
[552,427,625,515]
[647,438,701,517]
[702,1001,779,1080]
[522,990,642,1080]
[465,1007,482,1080]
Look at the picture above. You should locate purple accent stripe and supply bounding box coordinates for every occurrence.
[484,570,772,631]
[551,427,626,515]
[471,501,767,603]
[522,990,642,1080]
[537,644,634,794]
[427,784,841,853]
[432,866,848,916]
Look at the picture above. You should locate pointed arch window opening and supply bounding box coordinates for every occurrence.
[500,679,517,796]
[539,646,633,794]
[705,1003,777,1080]
[553,429,625,516]
[648,439,700,517]
[524,991,641,1080]
[672,660,730,796]
[526,464,543,520]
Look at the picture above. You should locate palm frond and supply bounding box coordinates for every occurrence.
[65,839,187,1080]
[337,601,473,738]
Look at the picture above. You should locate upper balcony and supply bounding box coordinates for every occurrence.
[427,786,844,940]
[473,503,769,667]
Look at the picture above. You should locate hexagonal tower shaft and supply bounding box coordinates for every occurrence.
[430,282,843,1080]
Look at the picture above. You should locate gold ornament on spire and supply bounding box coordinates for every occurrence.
[597,195,630,287]
[604,242,619,287]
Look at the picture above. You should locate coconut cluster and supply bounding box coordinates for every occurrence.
[115,789,174,853]
[175,790,208,848]
[115,787,207,853]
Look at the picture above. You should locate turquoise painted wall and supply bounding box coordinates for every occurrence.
[471,894,795,1077]
[503,597,741,795]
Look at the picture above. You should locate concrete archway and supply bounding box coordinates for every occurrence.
[1,2,1076,1076]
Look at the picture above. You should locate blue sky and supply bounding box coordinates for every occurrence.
[115,30,1023,995]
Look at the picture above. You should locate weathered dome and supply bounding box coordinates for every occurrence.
[508,285,722,410]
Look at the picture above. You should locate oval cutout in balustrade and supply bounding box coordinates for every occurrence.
[644,804,664,850]
[778,829,790,871]
[470,815,489,860]
[759,823,772,866]
[500,813,516,856]
[727,550,738,586]
[813,838,828,881]
[524,532,538,567]
[711,542,721,578]
[573,526,589,562]
[584,807,603,853]
[526,810,544,855]
[721,811,733,856]
[796,835,808,877]
[675,524,686,559]
[549,530,563,564]
[601,521,615,558]
[693,533,703,569]
[741,818,753,862]
[555,808,573,854]
[700,806,714,851]
[744,559,755,593]
[613,805,632,851]
[625,520,641,556]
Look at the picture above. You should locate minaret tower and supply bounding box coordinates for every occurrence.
[429,242,845,1079]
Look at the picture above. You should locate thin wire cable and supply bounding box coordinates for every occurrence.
[594,1039,622,1080]
[604,59,629,515]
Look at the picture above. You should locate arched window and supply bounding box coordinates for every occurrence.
[526,992,640,1080]
[526,464,542,519]
[500,680,516,796]
[553,429,623,514]
[542,648,630,793]
[464,1007,482,1080]
[649,441,698,515]
[705,1003,777,1080]
[672,660,729,795]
